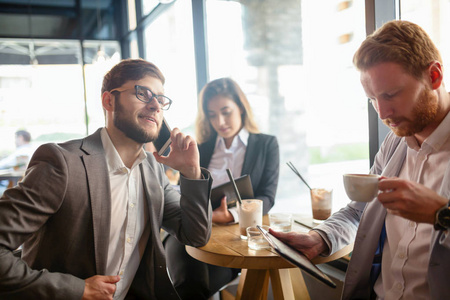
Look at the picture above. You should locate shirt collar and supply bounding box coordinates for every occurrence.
[214,128,249,151]
[100,127,147,173]
[405,110,450,151]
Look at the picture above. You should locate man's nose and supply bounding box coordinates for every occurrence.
[375,100,393,120]
[145,97,161,111]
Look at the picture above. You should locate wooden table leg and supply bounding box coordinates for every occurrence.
[236,269,270,300]
[269,269,295,300]
[289,268,311,300]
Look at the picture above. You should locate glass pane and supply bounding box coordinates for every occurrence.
[128,0,137,31]
[142,0,160,15]
[400,0,450,88]
[129,31,140,59]
[143,0,198,133]
[81,0,118,40]
[82,40,122,134]
[0,40,86,164]
[206,0,369,216]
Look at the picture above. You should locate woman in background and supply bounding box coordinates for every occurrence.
[165,77,280,299]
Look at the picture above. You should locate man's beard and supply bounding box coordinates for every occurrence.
[383,87,439,137]
[113,97,159,143]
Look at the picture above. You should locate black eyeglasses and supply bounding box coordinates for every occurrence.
[110,85,173,110]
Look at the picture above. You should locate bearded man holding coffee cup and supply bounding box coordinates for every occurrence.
[271,20,450,299]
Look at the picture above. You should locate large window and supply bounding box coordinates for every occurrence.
[400,0,450,88]
[143,1,198,134]
[205,0,369,215]
[0,40,86,158]
[0,39,120,160]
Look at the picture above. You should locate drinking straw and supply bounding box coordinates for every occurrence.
[226,168,243,205]
[286,161,312,191]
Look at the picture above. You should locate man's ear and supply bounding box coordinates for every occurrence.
[102,91,114,112]
[428,61,443,90]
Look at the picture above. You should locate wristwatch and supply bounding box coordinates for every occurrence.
[434,204,450,230]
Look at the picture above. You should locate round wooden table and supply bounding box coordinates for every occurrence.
[186,216,353,300]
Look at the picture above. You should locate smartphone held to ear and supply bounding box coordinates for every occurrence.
[153,118,172,156]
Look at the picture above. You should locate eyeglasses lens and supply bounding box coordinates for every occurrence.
[136,86,171,110]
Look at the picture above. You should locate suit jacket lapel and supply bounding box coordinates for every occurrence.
[242,134,258,176]
[359,138,407,234]
[199,136,216,169]
[80,129,111,274]
[140,160,163,225]
[344,140,407,298]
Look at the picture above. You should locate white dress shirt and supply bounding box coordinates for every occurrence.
[100,128,151,300]
[374,111,450,300]
[208,129,249,221]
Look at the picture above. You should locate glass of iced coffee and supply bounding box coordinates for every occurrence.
[238,199,263,239]
[310,188,332,223]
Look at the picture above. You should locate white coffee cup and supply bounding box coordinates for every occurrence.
[343,174,380,202]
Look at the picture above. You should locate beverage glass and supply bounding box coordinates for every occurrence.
[246,225,270,250]
[269,213,293,232]
[310,188,332,223]
[238,199,263,239]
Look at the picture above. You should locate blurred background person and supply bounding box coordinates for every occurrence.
[165,77,280,299]
[0,130,34,195]
[0,130,34,171]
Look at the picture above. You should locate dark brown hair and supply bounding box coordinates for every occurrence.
[101,58,165,94]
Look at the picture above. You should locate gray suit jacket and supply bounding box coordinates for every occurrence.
[0,128,212,299]
[315,131,450,299]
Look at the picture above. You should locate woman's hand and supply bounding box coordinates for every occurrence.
[212,196,235,223]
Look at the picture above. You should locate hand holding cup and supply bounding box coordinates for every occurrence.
[343,174,381,202]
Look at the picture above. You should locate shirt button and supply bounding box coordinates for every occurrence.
[127,237,132,243]
[409,222,415,228]
[130,203,135,208]
[398,253,406,259]
[119,270,124,276]
[396,282,402,290]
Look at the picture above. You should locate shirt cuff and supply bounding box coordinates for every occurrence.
[311,228,332,256]
[229,206,239,223]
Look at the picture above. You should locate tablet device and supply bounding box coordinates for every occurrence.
[210,174,253,210]
[257,225,336,288]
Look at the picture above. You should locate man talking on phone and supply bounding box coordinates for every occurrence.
[0,59,212,300]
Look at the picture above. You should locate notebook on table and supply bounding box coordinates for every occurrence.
[210,174,253,210]
[257,225,336,288]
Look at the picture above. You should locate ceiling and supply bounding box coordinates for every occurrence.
[0,0,117,39]
[0,0,120,64]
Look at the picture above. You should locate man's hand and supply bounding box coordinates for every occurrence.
[82,275,120,300]
[269,229,328,260]
[378,177,448,223]
[212,196,234,223]
[153,128,201,179]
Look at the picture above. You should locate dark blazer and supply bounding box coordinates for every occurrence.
[0,128,212,300]
[199,132,279,215]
